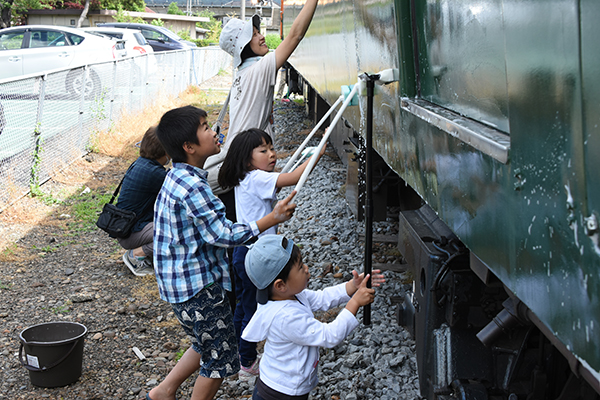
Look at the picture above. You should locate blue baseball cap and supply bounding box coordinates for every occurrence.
[245,235,294,304]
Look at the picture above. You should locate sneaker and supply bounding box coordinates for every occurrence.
[238,356,260,381]
[123,250,153,277]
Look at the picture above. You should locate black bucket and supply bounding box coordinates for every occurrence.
[18,321,87,388]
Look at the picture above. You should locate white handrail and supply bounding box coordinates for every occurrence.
[294,83,360,195]
[281,95,344,174]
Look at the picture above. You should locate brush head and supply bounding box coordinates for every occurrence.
[341,84,360,106]
[375,68,399,85]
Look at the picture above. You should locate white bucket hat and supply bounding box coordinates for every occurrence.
[219,14,261,69]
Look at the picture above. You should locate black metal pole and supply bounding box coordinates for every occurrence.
[363,74,376,326]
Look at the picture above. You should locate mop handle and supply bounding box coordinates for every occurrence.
[281,95,344,174]
[294,83,360,195]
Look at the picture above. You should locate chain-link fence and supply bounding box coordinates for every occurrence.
[0,47,231,211]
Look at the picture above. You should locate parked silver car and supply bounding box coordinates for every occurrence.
[0,25,122,98]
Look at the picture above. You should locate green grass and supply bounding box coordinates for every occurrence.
[62,187,114,234]
[174,347,186,361]
[32,244,56,253]
[0,280,12,290]
[51,304,70,314]
[1,244,18,258]
[30,187,63,206]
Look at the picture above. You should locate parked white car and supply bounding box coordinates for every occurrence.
[80,26,157,78]
[0,25,122,97]
[80,27,153,56]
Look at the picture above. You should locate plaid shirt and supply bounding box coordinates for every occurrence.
[153,162,259,304]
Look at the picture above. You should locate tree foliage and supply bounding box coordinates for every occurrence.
[1,0,52,27]
[195,9,221,46]
[150,17,163,26]
[113,4,144,22]
[100,0,145,12]
[166,1,183,15]
[1,0,145,27]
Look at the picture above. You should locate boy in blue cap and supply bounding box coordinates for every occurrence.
[242,234,385,400]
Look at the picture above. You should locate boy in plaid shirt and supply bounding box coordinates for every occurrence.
[147,105,296,400]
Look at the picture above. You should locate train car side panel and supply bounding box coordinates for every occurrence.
[283,0,600,394]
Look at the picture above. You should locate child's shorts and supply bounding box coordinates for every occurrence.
[171,282,240,378]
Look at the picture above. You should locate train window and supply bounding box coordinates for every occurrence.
[399,0,510,163]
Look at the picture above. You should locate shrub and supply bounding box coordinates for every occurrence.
[114,5,145,23]
[177,30,191,41]
[195,9,221,46]
[265,33,281,50]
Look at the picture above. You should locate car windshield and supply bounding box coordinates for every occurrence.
[152,26,182,40]
[133,32,148,45]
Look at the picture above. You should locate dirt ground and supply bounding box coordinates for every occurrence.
[0,69,239,400]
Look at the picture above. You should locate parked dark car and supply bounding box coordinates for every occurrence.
[96,23,196,52]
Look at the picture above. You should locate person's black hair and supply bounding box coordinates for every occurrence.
[240,43,259,63]
[156,106,207,163]
[139,125,166,160]
[218,128,273,189]
[266,237,302,299]
[240,15,261,63]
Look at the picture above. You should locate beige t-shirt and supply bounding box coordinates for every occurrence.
[205,51,278,194]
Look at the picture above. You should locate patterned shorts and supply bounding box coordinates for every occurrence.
[171,283,240,378]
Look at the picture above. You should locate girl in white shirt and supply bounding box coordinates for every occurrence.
[218,128,325,379]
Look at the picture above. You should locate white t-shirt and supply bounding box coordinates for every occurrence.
[205,51,278,194]
[229,51,278,137]
[235,169,279,236]
[241,283,358,396]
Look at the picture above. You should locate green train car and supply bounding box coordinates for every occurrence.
[282,0,600,398]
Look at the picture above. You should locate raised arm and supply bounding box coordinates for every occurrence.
[275,0,319,69]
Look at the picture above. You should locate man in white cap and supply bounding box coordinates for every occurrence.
[205,0,320,195]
